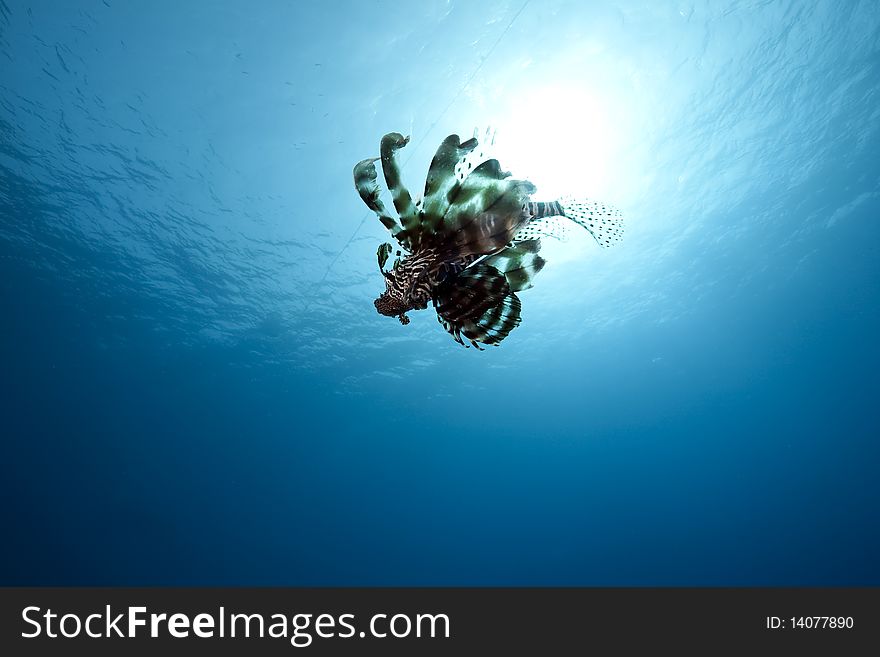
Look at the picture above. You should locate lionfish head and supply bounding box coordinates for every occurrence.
[374,272,410,325]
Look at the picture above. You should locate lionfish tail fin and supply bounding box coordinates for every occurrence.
[558,197,625,247]
[513,198,625,247]
[434,264,522,348]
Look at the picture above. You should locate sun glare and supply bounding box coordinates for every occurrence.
[491,85,619,201]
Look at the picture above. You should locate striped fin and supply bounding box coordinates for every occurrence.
[421,134,479,235]
[353,158,402,237]
[422,129,495,221]
[380,133,420,235]
[481,239,546,292]
[357,131,538,257]
[436,292,522,349]
[434,264,523,348]
[468,292,522,346]
[433,264,510,323]
[440,159,536,257]
[421,131,536,257]
[377,242,393,271]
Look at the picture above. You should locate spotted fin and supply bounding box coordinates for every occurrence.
[452,127,497,182]
[512,197,624,247]
[512,216,569,242]
[558,197,625,247]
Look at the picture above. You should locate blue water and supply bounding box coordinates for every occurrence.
[1,0,878,586]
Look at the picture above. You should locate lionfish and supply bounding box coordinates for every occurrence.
[353,131,624,349]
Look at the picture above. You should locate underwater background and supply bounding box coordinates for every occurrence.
[1,0,878,585]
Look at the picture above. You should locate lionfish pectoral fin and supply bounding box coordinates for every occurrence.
[440,171,536,258]
[377,242,393,272]
[481,240,547,292]
[421,134,478,233]
[434,264,522,348]
[380,133,419,236]
[353,158,403,237]
[419,132,535,259]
